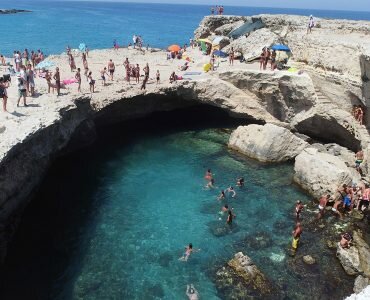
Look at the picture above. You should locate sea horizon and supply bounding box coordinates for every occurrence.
[0,1,369,56]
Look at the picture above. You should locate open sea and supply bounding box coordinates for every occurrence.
[0,1,369,56]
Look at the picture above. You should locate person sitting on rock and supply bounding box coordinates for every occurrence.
[356,106,364,125]
[340,232,352,249]
[331,199,343,219]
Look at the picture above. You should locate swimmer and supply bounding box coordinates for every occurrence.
[179,243,200,262]
[227,209,236,225]
[236,177,244,187]
[217,190,226,200]
[205,178,215,189]
[317,195,330,219]
[221,204,229,212]
[226,186,236,198]
[204,169,213,181]
[295,200,304,221]
[186,284,199,300]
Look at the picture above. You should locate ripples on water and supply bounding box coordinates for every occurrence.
[0,107,353,299]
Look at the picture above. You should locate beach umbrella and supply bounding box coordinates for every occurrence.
[168,44,180,52]
[36,60,55,69]
[79,43,86,52]
[271,44,291,52]
[213,50,228,58]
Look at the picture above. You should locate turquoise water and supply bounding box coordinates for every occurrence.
[0,1,370,56]
[0,108,354,299]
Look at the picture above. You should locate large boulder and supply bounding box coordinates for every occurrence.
[293,147,361,198]
[223,28,279,60]
[353,231,370,278]
[194,15,248,39]
[336,242,362,276]
[229,124,308,162]
[292,107,362,152]
[214,252,280,298]
[219,70,317,122]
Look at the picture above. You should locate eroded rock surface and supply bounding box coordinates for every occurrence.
[229,124,308,162]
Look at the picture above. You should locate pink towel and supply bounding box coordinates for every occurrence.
[62,78,77,85]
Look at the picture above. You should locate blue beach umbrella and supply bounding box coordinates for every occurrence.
[36,60,55,69]
[213,50,228,58]
[271,44,291,52]
[79,43,86,52]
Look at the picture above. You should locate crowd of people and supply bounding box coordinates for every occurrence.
[293,159,370,254]
[259,47,277,71]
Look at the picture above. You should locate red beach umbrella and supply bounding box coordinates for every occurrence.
[168,44,181,52]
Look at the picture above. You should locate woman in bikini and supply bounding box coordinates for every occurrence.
[88,71,95,93]
[229,47,234,66]
[259,48,265,70]
[75,68,82,92]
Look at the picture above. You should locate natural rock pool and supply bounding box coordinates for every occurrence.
[0,107,354,299]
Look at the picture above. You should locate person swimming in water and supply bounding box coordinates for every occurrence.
[227,209,236,225]
[226,186,236,198]
[186,284,199,300]
[205,169,213,181]
[179,243,200,262]
[218,190,226,200]
[236,177,244,187]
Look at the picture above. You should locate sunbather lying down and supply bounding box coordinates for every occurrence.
[178,62,189,71]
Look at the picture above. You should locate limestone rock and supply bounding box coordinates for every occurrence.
[214,252,280,298]
[194,15,248,39]
[303,255,316,265]
[294,147,358,198]
[229,124,308,162]
[354,276,370,294]
[336,242,362,276]
[214,21,245,36]
[353,231,370,278]
[346,285,370,300]
[219,69,317,122]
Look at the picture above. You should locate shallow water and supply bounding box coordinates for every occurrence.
[0,108,354,299]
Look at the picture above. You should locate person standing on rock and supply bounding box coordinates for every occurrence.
[16,75,27,107]
[108,59,115,81]
[331,199,343,219]
[229,47,234,66]
[75,68,82,93]
[295,200,304,221]
[291,222,302,255]
[355,150,364,174]
[0,76,9,112]
[140,63,149,90]
[317,194,330,219]
[307,15,315,34]
[53,67,61,96]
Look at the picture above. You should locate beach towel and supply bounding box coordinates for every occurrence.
[62,78,77,85]
[184,72,202,75]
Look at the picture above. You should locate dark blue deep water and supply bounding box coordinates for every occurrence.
[0,1,369,56]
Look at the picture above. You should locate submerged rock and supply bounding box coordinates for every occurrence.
[214,252,281,299]
[229,124,308,162]
[303,255,316,265]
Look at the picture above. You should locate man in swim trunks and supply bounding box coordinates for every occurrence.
[53,67,61,96]
[291,222,302,255]
[317,195,330,219]
[340,232,352,249]
[101,67,108,86]
[331,199,343,219]
[295,200,304,221]
[108,59,115,81]
[355,150,364,174]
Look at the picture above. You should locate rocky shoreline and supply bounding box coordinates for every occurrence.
[0,9,31,14]
[0,13,369,298]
